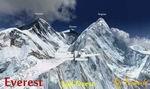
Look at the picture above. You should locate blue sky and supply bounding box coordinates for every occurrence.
[53,0,150,38]
[0,0,150,38]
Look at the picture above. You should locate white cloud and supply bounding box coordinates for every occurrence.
[111,28,150,51]
[111,28,130,44]
[0,0,77,22]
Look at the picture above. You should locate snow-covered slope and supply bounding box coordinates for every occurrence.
[0,18,68,88]
[0,18,150,89]
[38,18,150,89]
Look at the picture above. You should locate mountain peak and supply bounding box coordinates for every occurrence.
[37,18,49,25]
[18,18,50,30]
[95,18,109,29]
[97,17,105,22]
[84,17,110,35]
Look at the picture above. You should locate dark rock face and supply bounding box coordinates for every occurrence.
[0,61,10,73]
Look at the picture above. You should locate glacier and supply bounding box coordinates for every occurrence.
[0,18,150,89]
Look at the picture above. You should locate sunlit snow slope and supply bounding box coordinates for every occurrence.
[0,18,150,89]
[38,18,150,89]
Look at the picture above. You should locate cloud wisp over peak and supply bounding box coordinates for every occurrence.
[0,0,77,24]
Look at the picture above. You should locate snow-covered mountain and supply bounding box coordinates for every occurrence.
[60,29,79,45]
[0,18,150,89]
[0,18,68,88]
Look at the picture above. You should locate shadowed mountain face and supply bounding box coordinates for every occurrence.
[0,18,150,89]
[60,29,79,44]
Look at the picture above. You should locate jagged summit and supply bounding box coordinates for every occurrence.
[17,18,63,41]
[18,18,51,30]
[38,18,49,24]
[96,17,109,28]
[82,18,111,36]
[69,18,113,52]
[96,17,106,23]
